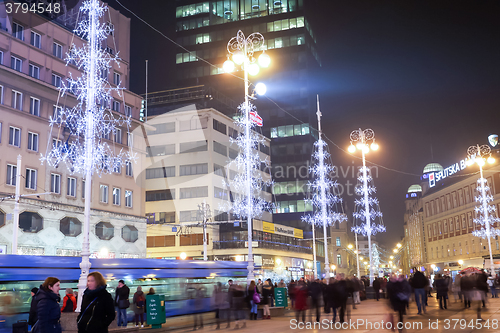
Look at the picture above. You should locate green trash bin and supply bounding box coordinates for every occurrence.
[274,287,288,308]
[146,294,166,329]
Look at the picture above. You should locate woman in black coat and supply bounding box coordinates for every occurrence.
[33,277,62,333]
[77,272,116,333]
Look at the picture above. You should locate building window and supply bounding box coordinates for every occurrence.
[213,141,227,156]
[146,189,174,202]
[179,140,208,153]
[105,47,114,55]
[52,73,62,88]
[125,161,133,176]
[113,162,121,174]
[60,217,82,237]
[213,118,227,134]
[27,132,38,151]
[6,164,17,186]
[180,186,208,199]
[336,237,341,247]
[179,163,208,176]
[122,225,138,242]
[179,117,208,131]
[51,173,61,194]
[67,177,76,197]
[9,126,21,147]
[214,164,226,178]
[271,123,310,138]
[29,64,40,79]
[12,22,24,40]
[180,210,198,222]
[127,133,133,147]
[30,31,41,48]
[100,184,108,203]
[52,106,62,123]
[95,222,114,240]
[112,100,120,112]
[52,138,62,149]
[114,128,122,144]
[337,254,342,266]
[214,186,228,200]
[19,212,43,233]
[125,190,133,208]
[124,105,132,117]
[112,187,121,205]
[0,85,3,104]
[29,97,40,116]
[11,56,22,72]
[229,148,238,159]
[146,166,175,179]
[100,68,108,80]
[12,90,22,110]
[25,168,37,190]
[113,72,121,85]
[82,180,86,199]
[101,130,110,140]
[53,42,63,59]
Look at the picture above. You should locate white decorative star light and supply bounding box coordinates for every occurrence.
[472,177,500,239]
[302,139,346,227]
[352,166,385,236]
[222,102,273,219]
[41,0,134,175]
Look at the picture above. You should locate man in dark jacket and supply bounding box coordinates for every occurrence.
[114,280,130,327]
[461,273,472,308]
[435,274,448,309]
[333,275,349,323]
[309,279,322,322]
[28,287,39,328]
[410,268,428,314]
[373,278,381,301]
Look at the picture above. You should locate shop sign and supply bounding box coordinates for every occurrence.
[262,257,275,267]
[261,221,303,239]
[274,288,288,307]
[245,241,259,248]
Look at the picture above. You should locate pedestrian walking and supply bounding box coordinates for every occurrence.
[261,280,273,319]
[77,271,115,333]
[132,286,145,327]
[373,278,381,301]
[294,280,308,323]
[410,268,428,314]
[114,279,130,327]
[231,283,246,329]
[435,274,448,309]
[32,277,62,333]
[61,288,77,312]
[247,280,260,320]
[308,279,322,322]
[192,285,205,330]
[461,273,472,308]
[387,275,411,332]
[477,270,488,308]
[334,275,349,323]
[213,282,227,329]
[488,275,498,298]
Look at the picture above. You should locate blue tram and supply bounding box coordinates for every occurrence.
[0,255,247,330]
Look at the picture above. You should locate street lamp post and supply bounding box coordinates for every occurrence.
[348,128,384,286]
[466,144,499,275]
[198,201,211,261]
[224,30,270,284]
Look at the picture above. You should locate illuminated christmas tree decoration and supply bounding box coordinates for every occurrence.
[40,0,134,312]
[302,96,346,278]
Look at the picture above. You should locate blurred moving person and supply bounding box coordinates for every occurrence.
[213,282,228,329]
[231,282,246,329]
[28,287,39,329]
[114,279,130,327]
[435,274,448,310]
[132,286,145,327]
[410,268,428,314]
[387,275,411,332]
[32,277,62,333]
[77,272,115,333]
[61,288,76,313]
[308,279,322,322]
[294,280,308,323]
[193,285,205,330]
[261,280,272,319]
[247,280,259,320]
[488,275,498,298]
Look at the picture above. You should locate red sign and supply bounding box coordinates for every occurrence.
[249,111,263,126]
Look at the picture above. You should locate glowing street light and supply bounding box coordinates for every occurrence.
[255,82,267,96]
[396,243,402,248]
[349,128,385,286]
[180,252,187,260]
[467,144,500,275]
[458,260,464,265]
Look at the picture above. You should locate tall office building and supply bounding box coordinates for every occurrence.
[172,0,327,270]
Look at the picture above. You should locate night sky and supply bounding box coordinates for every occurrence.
[108,0,500,248]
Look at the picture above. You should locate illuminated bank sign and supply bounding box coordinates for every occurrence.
[428,159,467,188]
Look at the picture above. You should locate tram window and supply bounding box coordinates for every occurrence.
[60,217,82,237]
[95,221,114,240]
[19,211,43,233]
[0,209,4,228]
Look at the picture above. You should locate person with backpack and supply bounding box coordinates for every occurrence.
[132,286,145,327]
[114,279,130,327]
[77,271,115,333]
[61,288,77,312]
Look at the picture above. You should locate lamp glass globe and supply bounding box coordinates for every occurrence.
[223,59,235,73]
[248,63,260,76]
[258,53,271,68]
[232,50,245,65]
[348,145,356,153]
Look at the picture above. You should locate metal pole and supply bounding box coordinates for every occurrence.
[76,0,98,312]
[145,59,148,122]
[355,232,360,278]
[12,154,21,254]
[479,164,495,275]
[316,95,329,278]
[361,144,373,285]
[244,41,254,284]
